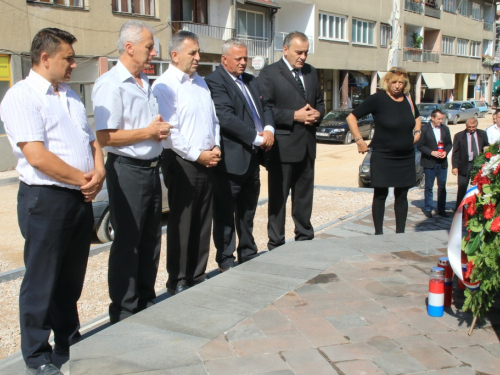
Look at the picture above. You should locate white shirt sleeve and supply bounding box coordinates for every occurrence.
[93,82,123,131]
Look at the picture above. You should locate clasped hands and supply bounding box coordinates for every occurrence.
[197,147,222,168]
[259,130,274,151]
[295,104,321,125]
[431,150,447,159]
[81,168,105,202]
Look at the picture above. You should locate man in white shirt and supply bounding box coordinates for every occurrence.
[93,21,171,323]
[153,31,221,295]
[486,110,500,144]
[0,28,105,374]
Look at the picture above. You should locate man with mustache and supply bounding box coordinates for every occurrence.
[258,31,325,250]
[93,20,171,323]
[0,28,105,374]
[153,31,221,295]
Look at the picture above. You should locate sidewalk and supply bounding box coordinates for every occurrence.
[3,190,500,375]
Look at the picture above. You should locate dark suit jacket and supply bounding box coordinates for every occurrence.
[417,122,453,169]
[258,59,325,163]
[205,65,274,175]
[452,129,489,176]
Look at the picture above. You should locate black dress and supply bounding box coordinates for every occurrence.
[352,92,420,188]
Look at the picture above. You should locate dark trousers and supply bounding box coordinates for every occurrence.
[424,164,448,212]
[213,155,260,269]
[161,149,213,289]
[456,161,474,211]
[267,152,315,250]
[18,182,92,368]
[372,187,410,235]
[106,157,162,323]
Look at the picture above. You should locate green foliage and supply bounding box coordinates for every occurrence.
[411,32,423,49]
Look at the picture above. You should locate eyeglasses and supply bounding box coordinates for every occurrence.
[390,69,408,77]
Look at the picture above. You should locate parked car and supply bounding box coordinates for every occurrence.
[470,100,488,118]
[316,109,374,144]
[92,171,169,243]
[358,147,425,188]
[416,103,448,126]
[442,101,479,125]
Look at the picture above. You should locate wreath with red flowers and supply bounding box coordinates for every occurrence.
[462,142,500,318]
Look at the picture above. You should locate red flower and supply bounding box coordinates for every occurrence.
[477,176,492,192]
[465,260,474,280]
[465,236,470,242]
[486,152,492,159]
[483,202,496,220]
[491,216,500,233]
[495,164,500,176]
[466,200,476,216]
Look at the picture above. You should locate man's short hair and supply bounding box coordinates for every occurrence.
[431,109,445,118]
[283,31,309,48]
[117,21,155,55]
[222,38,247,56]
[495,109,500,115]
[169,31,199,57]
[31,28,77,66]
[466,117,478,126]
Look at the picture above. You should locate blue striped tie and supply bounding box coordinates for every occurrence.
[236,77,263,132]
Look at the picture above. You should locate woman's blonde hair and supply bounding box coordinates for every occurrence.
[379,67,411,94]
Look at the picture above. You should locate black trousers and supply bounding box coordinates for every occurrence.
[372,187,410,235]
[456,161,474,211]
[161,149,213,289]
[18,182,93,368]
[106,157,162,323]
[267,152,315,250]
[213,154,260,269]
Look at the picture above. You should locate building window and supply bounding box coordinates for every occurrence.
[112,0,154,16]
[443,0,456,13]
[171,0,207,23]
[458,0,469,16]
[470,41,481,57]
[442,36,455,55]
[29,0,83,7]
[471,3,482,21]
[237,10,265,40]
[483,39,493,55]
[457,39,468,56]
[318,13,347,41]
[380,24,392,47]
[352,19,375,46]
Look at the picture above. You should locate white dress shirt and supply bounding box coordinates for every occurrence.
[222,68,274,146]
[92,60,161,160]
[431,124,441,143]
[282,57,305,89]
[152,65,220,162]
[0,70,95,190]
[467,132,480,161]
[486,124,500,144]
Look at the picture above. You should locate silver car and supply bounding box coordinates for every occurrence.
[442,101,479,125]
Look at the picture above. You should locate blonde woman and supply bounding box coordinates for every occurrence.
[347,68,421,235]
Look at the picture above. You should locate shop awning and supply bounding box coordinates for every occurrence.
[441,73,455,89]
[239,0,281,8]
[348,71,369,87]
[421,73,445,89]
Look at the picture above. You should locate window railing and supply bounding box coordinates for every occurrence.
[28,0,84,7]
[484,22,494,32]
[403,47,423,61]
[237,35,270,58]
[404,0,424,14]
[274,32,315,54]
[172,22,235,40]
[423,50,440,62]
[424,5,441,18]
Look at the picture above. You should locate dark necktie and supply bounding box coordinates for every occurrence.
[471,133,478,159]
[292,69,306,97]
[236,77,263,132]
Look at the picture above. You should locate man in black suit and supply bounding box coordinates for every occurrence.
[452,117,489,210]
[417,109,453,218]
[258,31,325,250]
[205,39,275,271]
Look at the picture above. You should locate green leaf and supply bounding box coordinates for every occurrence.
[469,217,482,232]
[483,185,492,194]
[466,233,481,255]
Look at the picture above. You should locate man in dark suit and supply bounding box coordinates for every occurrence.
[258,31,325,250]
[417,109,453,218]
[452,117,489,210]
[205,39,275,271]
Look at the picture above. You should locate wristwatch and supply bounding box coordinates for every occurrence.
[414,130,421,134]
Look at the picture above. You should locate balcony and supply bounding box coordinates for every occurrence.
[404,0,424,14]
[171,22,235,41]
[484,22,494,32]
[274,32,315,54]
[423,50,439,63]
[404,47,423,62]
[424,4,441,19]
[237,35,270,58]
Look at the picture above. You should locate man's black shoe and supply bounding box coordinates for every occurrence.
[218,266,233,273]
[423,211,432,218]
[167,284,190,295]
[25,363,63,375]
[188,275,210,286]
[437,211,449,218]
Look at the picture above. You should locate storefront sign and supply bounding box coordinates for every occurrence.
[470,74,477,80]
[252,56,266,71]
[0,55,10,79]
[142,63,158,76]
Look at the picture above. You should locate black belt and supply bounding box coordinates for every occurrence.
[108,153,160,168]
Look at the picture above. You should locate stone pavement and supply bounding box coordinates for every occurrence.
[2,189,500,374]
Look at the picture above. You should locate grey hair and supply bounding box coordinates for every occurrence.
[117,21,155,55]
[222,38,247,55]
[283,31,308,48]
[169,31,199,57]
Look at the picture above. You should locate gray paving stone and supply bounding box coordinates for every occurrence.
[335,222,376,234]
[322,227,368,238]
[281,349,338,374]
[295,284,329,295]
[482,343,500,358]
[226,324,265,342]
[406,367,476,375]
[325,313,369,330]
[449,345,500,374]
[372,352,427,375]
[252,253,333,271]
[235,259,322,280]
[204,353,290,375]
[414,248,445,256]
[253,370,295,375]
[334,359,386,374]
